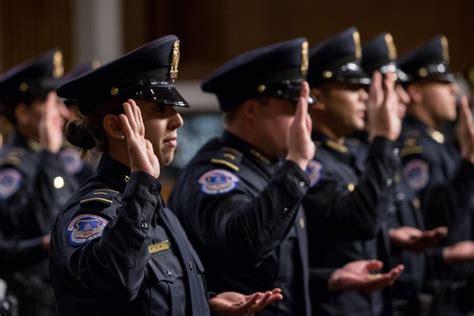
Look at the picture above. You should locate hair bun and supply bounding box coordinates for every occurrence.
[65,120,96,150]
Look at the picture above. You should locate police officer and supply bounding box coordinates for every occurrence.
[398,36,474,315]
[0,49,75,316]
[50,35,282,316]
[168,37,315,316]
[361,33,449,315]
[304,27,404,315]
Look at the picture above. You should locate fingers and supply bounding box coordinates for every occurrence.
[123,102,137,133]
[295,81,309,121]
[365,259,384,272]
[248,291,283,313]
[119,114,133,140]
[238,293,261,310]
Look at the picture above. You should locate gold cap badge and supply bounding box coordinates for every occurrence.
[170,40,180,80]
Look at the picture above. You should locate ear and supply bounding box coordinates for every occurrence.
[103,114,125,140]
[310,88,327,111]
[407,84,422,104]
[14,103,29,125]
[240,99,260,122]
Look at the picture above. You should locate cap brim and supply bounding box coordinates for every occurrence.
[134,87,189,107]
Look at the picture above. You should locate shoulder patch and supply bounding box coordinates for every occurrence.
[0,168,22,199]
[210,147,242,171]
[60,148,84,175]
[67,214,108,246]
[198,169,239,194]
[403,159,429,191]
[79,189,119,208]
[306,160,323,186]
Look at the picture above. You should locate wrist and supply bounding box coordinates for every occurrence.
[286,155,309,171]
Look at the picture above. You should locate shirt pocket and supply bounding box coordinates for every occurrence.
[147,249,186,316]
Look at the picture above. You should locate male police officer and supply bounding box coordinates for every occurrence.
[361,33,449,315]
[169,37,315,316]
[398,36,474,315]
[304,27,404,316]
[0,50,75,316]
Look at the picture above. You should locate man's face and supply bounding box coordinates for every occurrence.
[321,84,369,136]
[136,100,184,167]
[254,97,297,159]
[419,81,457,123]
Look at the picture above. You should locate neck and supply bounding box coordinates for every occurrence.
[107,141,131,169]
[408,103,441,129]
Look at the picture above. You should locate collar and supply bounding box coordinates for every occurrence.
[221,131,279,174]
[404,115,445,144]
[96,154,132,191]
[7,130,41,151]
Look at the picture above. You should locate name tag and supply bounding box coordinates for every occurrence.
[149,240,170,254]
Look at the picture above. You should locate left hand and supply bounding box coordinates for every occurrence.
[389,226,448,253]
[209,288,283,316]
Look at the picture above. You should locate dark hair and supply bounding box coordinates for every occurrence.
[65,97,126,152]
[2,92,50,125]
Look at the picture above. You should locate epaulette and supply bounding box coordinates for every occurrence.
[210,146,243,171]
[0,148,25,167]
[79,188,119,208]
[400,137,423,157]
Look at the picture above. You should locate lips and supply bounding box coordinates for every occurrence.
[163,136,178,148]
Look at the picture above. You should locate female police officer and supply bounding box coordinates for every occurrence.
[49,35,282,315]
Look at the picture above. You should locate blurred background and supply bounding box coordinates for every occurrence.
[1,0,473,195]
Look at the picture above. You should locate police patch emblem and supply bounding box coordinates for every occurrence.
[0,169,22,200]
[198,169,239,194]
[67,214,108,246]
[60,148,84,175]
[306,160,322,186]
[403,159,429,191]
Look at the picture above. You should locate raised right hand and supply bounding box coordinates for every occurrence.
[286,81,316,170]
[120,99,160,178]
[456,96,474,164]
[39,91,68,153]
[369,71,401,141]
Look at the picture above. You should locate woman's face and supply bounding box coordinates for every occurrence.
[136,100,184,166]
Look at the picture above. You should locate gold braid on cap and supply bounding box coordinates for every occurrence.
[384,33,398,61]
[301,41,309,76]
[353,31,362,59]
[53,51,64,78]
[441,36,450,64]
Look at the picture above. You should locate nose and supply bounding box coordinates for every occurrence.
[168,109,184,130]
[359,88,369,101]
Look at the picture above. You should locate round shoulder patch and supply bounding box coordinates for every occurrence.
[198,169,239,195]
[60,148,84,175]
[403,159,429,191]
[0,168,22,200]
[67,214,108,246]
[306,160,323,187]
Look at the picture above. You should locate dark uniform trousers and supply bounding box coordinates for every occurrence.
[50,155,210,316]
[399,116,474,315]
[303,131,400,316]
[0,131,77,316]
[169,131,312,316]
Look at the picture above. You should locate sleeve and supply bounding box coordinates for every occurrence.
[0,151,77,236]
[303,137,400,240]
[0,235,48,270]
[171,160,309,263]
[402,149,474,230]
[57,171,161,300]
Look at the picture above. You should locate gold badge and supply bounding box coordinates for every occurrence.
[384,33,397,61]
[441,36,449,64]
[301,41,309,76]
[19,82,28,92]
[347,183,355,192]
[53,51,64,78]
[149,240,170,254]
[170,40,180,80]
[110,87,119,96]
[322,70,333,79]
[257,84,266,93]
[418,67,428,77]
[353,31,362,59]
